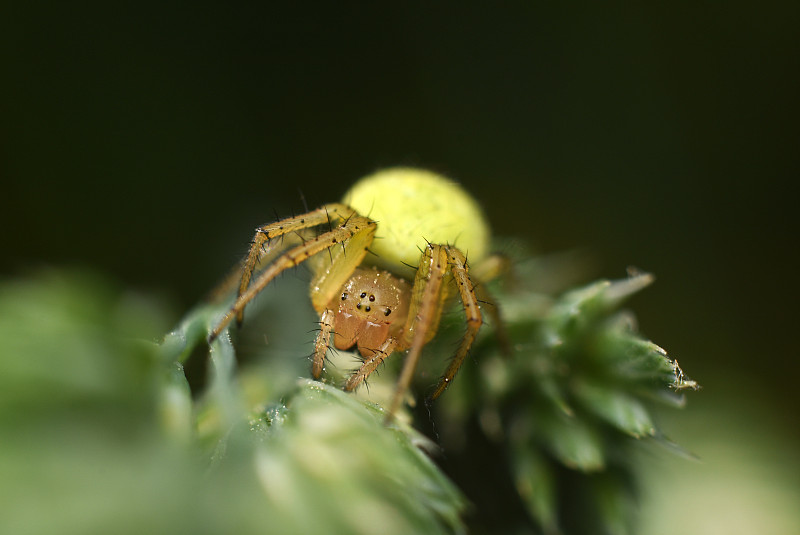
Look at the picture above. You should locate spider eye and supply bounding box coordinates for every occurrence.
[365,306,371,312]
[360,292,367,298]
[341,292,348,301]
[368,294,375,302]
[384,308,391,316]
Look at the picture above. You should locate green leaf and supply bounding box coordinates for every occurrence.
[573,380,655,438]
[536,411,606,472]
[158,361,193,442]
[0,269,163,420]
[0,269,467,535]
[510,445,560,534]
[543,273,654,344]
[589,472,635,535]
[248,380,467,535]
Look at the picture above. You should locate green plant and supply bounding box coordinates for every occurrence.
[425,252,698,534]
[0,244,695,534]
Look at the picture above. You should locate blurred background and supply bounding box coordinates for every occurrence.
[2,2,798,533]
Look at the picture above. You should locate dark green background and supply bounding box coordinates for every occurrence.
[2,2,798,529]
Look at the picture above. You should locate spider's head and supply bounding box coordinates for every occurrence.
[332,268,410,358]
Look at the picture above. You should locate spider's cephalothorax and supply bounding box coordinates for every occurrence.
[209,168,500,421]
[332,268,411,360]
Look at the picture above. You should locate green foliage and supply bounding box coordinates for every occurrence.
[429,254,698,534]
[0,250,696,535]
[0,270,465,535]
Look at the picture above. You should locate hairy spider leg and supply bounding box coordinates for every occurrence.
[469,253,512,356]
[384,244,483,422]
[235,203,360,323]
[312,308,336,378]
[205,228,309,305]
[208,204,376,342]
[428,247,483,401]
[343,337,401,392]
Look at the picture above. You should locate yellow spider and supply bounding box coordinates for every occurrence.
[208,167,502,421]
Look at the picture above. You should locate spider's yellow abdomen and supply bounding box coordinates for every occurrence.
[343,168,490,273]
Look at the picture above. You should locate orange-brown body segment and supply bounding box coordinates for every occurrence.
[330,268,410,358]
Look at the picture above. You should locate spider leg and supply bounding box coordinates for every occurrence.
[472,253,512,356]
[385,244,450,421]
[205,228,308,305]
[208,204,376,342]
[236,203,357,323]
[344,337,400,392]
[428,247,483,401]
[312,308,336,378]
[474,284,511,356]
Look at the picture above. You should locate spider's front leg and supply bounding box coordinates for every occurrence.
[312,308,336,379]
[429,247,483,400]
[385,244,484,422]
[343,337,400,392]
[208,204,375,342]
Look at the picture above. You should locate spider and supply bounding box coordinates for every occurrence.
[208,167,503,421]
